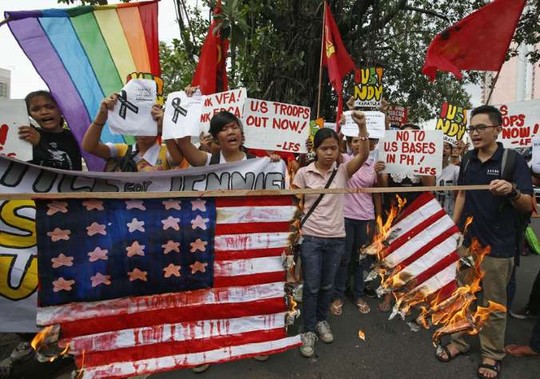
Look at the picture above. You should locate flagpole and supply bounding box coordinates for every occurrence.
[484,70,501,105]
[0,17,11,28]
[316,1,327,119]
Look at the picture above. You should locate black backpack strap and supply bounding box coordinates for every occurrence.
[501,148,516,182]
[300,166,339,227]
[460,150,473,184]
[209,152,220,165]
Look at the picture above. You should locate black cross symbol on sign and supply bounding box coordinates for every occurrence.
[171,97,188,123]
[117,90,139,120]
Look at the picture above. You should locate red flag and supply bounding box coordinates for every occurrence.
[191,1,229,94]
[322,3,355,122]
[422,0,526,81]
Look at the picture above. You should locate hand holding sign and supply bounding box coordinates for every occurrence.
[161,91,202,140]
[108,79,158,136]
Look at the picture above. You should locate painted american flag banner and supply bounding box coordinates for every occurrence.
[35,196,301,379]
[0,155,287,333]
[368,192,461,318]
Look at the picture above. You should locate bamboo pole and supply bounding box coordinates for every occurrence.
[484,70,501,105]
[316,1,327,118]
[0,185,490,200]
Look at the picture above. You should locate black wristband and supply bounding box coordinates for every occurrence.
[507,183,520,200]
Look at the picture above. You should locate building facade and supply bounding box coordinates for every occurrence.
[0,67,11,99]
[483,44,540,104]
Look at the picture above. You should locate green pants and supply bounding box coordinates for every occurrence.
[451,255,513,361]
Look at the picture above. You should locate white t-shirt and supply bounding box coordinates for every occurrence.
[435,163,460,217]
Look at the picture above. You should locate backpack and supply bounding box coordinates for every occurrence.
[104,145,139,172]
[461,148,532,255]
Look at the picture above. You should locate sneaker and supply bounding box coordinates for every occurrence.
[192,364,210,373]
[9,341,34,363]
[315,321,334,343]
[299,331,318,358]
[509,307,537,320]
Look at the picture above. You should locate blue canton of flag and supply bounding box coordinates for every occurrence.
[36,198,216,307]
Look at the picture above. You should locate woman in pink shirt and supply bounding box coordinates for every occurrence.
[330,137,381,316]
[292,111,369,358]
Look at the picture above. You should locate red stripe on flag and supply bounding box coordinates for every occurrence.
[396,225,460,268]
[215,247,283,260]
[216,221,291,235]
[410,252,460,288]
[433,280,459,303]
[214,271,286,288]
[216,196,294,207]
[60,297,285,338]
[394,192,435,222]
[380,209,448,259]
[79,328,287,368]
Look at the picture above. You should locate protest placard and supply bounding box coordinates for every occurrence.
[379,129,443,176]
[494,100,540,148]
[162,91,202,140]
[353,67,383,108]
[342,111,386,139]
[243,99,310,153]
[108,79,158,136]
[200,88,247,132]
[0,99,32,161]
[387,105,408,128]
[436,102,467,146]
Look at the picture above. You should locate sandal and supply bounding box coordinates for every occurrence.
[377,297,392,313]
[435,344,466,363]
[356,299,370,314]
[477,359,501,379]
[330,299,343,316]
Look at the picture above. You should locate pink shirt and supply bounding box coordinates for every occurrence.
[342,154,377,221]
[293,161,349,238]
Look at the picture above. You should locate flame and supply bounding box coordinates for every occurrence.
[30,325,70,362]
[463,216,473,234]
[363,199,404,259]
[31,325,54,352]
[358,330,366,341]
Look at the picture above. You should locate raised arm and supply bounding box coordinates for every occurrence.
[345,111,370,177]
[82,95,117,159]
[176,136,209,167]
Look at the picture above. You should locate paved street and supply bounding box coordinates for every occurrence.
[2,225,540,379]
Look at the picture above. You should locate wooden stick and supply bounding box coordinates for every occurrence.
[0,185,490,200]
[316,1,327,119]
[485,70,501,105]
[0,17,11,28]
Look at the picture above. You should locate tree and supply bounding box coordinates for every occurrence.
[57,0,539,122]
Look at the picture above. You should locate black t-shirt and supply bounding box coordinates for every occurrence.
[31,128,82,171]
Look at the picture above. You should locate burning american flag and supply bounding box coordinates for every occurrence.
[366,192,462,316]
[365,192,505,344]
[34,196,301,379]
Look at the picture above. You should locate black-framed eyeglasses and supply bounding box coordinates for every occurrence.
[466,124,497,134]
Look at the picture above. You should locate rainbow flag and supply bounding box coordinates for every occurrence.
[5,0,160,171]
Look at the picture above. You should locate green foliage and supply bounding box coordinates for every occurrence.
[57,0,539,122]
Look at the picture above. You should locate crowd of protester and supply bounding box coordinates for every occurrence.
[1,89,538,379]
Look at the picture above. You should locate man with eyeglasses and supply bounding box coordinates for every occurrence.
[435,105,533,379]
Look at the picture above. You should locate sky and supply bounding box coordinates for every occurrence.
[0,0,481,110]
